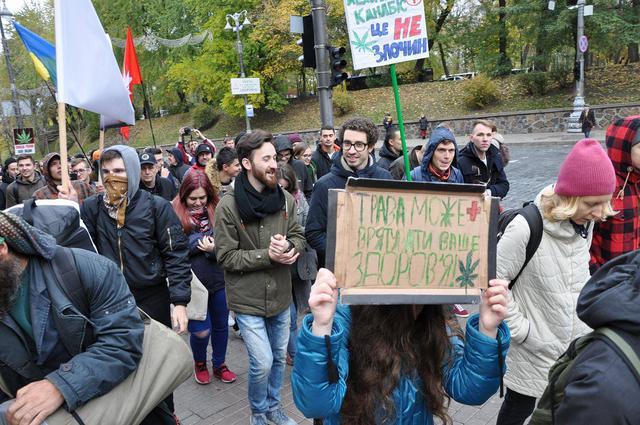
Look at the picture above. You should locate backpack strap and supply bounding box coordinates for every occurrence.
[50,247,90,317]
[508,203,543,290]
[596,328,640,385]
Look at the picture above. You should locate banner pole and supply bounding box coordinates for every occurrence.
[140,82,157,148]
[58,102,70,190]
[98,129,105,184]
[389,64,412,181]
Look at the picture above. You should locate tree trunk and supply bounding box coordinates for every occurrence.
[631,0,640,62]
[415,0,455,71]
[438,41,450,77]
[521,44,530,68]
[496,0,511,75]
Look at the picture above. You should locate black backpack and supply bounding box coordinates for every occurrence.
[529,327,640,425]
[497,202,543,289]
[7,198,96,253]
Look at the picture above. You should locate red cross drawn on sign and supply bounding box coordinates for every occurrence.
[467,201,481,222]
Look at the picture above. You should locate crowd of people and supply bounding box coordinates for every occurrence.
[0,113,638,425]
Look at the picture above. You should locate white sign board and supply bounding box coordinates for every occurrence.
[290,16,303,34]
[579,36,588,53]
[343,0,429,70]
[584,5,593,16]
[15,143,36,155]
[245,104,254,118]
[231,78,261,95]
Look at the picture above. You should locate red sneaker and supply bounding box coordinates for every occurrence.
[452,304,470,318]
[213,364,237,383]
[194,361,210,385]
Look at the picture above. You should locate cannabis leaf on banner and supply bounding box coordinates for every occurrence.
[351,30,375,53]
[456,251,479,294]
[16,130,32,144]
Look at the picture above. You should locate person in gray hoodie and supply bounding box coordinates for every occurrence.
[80,145,192,416]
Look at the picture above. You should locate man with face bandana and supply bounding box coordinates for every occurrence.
[0,211,145,425]
[214,130,306,425]
[80,145,191,419]
[31,153,96,205]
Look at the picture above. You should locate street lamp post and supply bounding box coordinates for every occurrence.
[225,10,251,134]
[566,0,586,133]
[0,0,24,129]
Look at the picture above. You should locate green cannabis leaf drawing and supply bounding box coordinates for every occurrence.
[352,30,375,54]
[16,130,32,144]
[456,251,479,294]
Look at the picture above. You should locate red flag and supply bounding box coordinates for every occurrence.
[120,27,142,140]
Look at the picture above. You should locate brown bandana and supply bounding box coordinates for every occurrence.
[103,175,129,228]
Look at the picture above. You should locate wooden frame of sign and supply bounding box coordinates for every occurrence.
[326,178,499,305]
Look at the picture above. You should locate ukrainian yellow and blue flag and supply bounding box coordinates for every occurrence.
[13,21,57,86]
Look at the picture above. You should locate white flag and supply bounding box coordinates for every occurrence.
[55,0,134,125]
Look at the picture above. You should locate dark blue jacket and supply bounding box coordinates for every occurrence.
[408,127,464,183]
[188,227,225,293]
[0,248,144,411]
[292,306,510,424]
[376,142,401,172]
[305,153,391,267]
[457,141,509,198]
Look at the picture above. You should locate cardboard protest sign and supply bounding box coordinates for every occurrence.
[343,0,429,70]
[326,178,498,304]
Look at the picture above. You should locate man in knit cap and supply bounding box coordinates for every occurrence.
[0,211,145,424]
[590,116,640,272]
[496,139,616,425]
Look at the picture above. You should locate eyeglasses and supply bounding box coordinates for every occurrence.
[342,141,368,152]
[74,168,90,174]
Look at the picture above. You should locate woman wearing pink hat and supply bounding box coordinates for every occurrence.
[495,139,617,425]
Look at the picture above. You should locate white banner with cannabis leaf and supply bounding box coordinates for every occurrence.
[343,0,429,70]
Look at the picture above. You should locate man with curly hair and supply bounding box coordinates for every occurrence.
[305,117,391,268]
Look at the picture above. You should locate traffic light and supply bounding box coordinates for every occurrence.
[297,15,316,68]
[329,46,348,87]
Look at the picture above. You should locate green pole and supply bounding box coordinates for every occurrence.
[389,64,411,181]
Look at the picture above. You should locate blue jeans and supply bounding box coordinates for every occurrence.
[235,308,290,415]
[188,288,229,368]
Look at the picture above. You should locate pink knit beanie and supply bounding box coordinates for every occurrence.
[555,139,616,197]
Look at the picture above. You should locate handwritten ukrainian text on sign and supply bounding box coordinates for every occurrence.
[330,180,496,303]
[343,0,429,70]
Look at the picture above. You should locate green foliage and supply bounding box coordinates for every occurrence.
[191,103,222,131]
[548,55,573,89]
[518,71,549,95]
[462,75,499,109]
[366,73,392,88]
[332,89,355,117]
[397,69,421,84]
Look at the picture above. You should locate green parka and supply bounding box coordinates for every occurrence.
[214,186,306,317]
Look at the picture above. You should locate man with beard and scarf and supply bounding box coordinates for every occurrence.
[0,158,17,210]
[31,153,96,205]
[0,211,146,425]
[305,116,391,268]
[80,145,191,421]
[214,130,306,425]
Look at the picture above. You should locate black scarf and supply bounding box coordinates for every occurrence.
[234,171,285,223]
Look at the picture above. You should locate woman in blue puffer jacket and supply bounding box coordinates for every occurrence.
[291,269,510,425]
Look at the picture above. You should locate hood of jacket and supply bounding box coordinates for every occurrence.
[169,147,185,167]
[274,135,293,154]
[577,249,640,334]
[41,152,61,186]
[102,145,140,199]
[329,152,382,179]
[378,141,401,162]
[420,127,459,171]
[605,115,640,183]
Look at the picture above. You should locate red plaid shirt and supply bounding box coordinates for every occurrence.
[590,116,640,271]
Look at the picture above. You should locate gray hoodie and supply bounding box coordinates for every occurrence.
[102,145,140,200]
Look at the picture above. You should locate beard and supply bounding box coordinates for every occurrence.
[0,255,24,316]
[253,166,277,189]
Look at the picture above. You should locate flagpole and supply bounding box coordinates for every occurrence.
[44,81,91,163]
[140,82,157,148]
[58,102,70,190]
[98,128,104,184]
